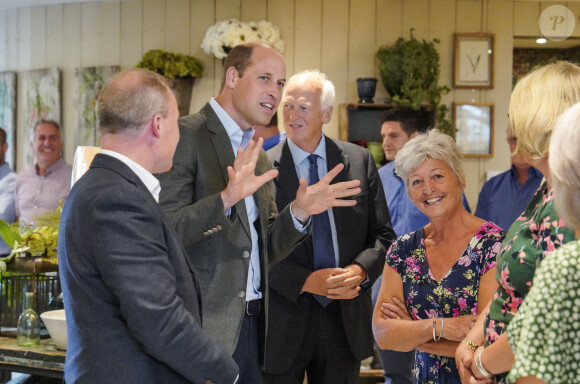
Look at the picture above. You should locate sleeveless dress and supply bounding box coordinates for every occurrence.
[387,222,504,384]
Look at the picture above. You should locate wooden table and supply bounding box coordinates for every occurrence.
[0,337,65,382]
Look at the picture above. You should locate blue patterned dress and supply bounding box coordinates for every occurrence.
[387,222,504,384]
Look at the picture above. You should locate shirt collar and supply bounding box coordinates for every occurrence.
[99,149,161,202]
[286,135,326,165]
[36,158,64,176]
[209,97,255,150]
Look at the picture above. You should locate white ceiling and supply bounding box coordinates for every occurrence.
[0,0,119,12]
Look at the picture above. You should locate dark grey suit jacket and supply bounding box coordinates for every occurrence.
[156,103,307,356]
[58,154,238,384]
[263,137,396,374]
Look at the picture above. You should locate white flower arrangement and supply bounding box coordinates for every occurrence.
[201,19,285,60]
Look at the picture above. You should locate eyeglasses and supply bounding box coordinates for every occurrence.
[506,137,517,145]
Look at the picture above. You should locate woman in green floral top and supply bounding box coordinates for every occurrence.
[507,100,580,384]
[455,61,580,383]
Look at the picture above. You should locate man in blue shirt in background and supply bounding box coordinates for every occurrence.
[474,128,542,231]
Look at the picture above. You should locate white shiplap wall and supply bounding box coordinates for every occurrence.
[1,0,577,207]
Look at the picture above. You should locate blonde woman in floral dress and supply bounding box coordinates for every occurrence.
[506,101,580,384]
[373,129,504,384]
[455,61,579,384]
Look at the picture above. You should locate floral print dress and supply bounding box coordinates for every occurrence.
[387,222,504,384]
[483,180,575,383]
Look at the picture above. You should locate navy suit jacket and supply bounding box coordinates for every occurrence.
[58,154,238,384]
[263,137,396,373]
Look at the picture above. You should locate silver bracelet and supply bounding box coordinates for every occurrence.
[474,348,492,379]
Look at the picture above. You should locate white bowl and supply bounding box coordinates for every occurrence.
[40,309,67,350]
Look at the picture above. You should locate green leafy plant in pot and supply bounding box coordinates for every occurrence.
[376,29,452,136]
[136,49,204,116]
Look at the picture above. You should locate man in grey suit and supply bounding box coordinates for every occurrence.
[58,69,238,384]
[262,70,396,383]
[157,43,361,383]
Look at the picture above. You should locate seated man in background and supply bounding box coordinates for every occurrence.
[474,127,542,230]
[0,127,16,255]
[252,112,286,151]
[14,119,72,224]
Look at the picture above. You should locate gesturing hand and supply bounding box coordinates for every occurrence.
[291,163,361,220]
[221,138,278,211]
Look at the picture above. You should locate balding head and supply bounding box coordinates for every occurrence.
[97,69,171,135]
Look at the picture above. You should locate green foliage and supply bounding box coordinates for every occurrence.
[376,29,452,135]
[136,49,204,79]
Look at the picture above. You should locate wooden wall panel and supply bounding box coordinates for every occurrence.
[143,0,166,52]
[190,0,216,113]
[513,1,539,36]
[347,0,376,103]
[242,0,267,20]
[268,1,295,80]
[294,0,322,73]
[568,1,580,37]
[46,6,64,68]
[375,0,403,103]
[321,0,348,138]
[166,0,191,53]
[29,7,47,69]
[403,0,430,40]
[62,4,82,162]
[120,0,143,70]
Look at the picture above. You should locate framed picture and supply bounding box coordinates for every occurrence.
[20,67,62,168]
[453,102,494,158]
[0,71,16,168]
[453,33,494,89]
[74,66,120,147]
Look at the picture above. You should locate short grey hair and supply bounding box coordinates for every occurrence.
[549,102,580,231]
[395,129,465,191]
[284,69,335,110]
[29,119,61,142]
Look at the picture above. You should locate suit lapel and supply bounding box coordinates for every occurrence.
[199,103,252,239]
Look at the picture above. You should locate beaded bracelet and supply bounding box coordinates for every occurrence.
[460,339,479,352]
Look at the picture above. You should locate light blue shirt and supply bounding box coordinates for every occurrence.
[286,136,340,267]
[209,98,262,301]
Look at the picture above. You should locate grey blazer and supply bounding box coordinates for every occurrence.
[58,154,238,384]
[156,103,307,356]
[263,137,396,374]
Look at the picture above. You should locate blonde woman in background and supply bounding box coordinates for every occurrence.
[455,61,579,383]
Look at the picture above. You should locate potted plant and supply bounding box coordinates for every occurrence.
[136,49,204,116]
[376,29,452,135]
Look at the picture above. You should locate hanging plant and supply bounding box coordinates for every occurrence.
[376,29,452,135]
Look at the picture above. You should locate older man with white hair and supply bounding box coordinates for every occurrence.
[262,70,396,384]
